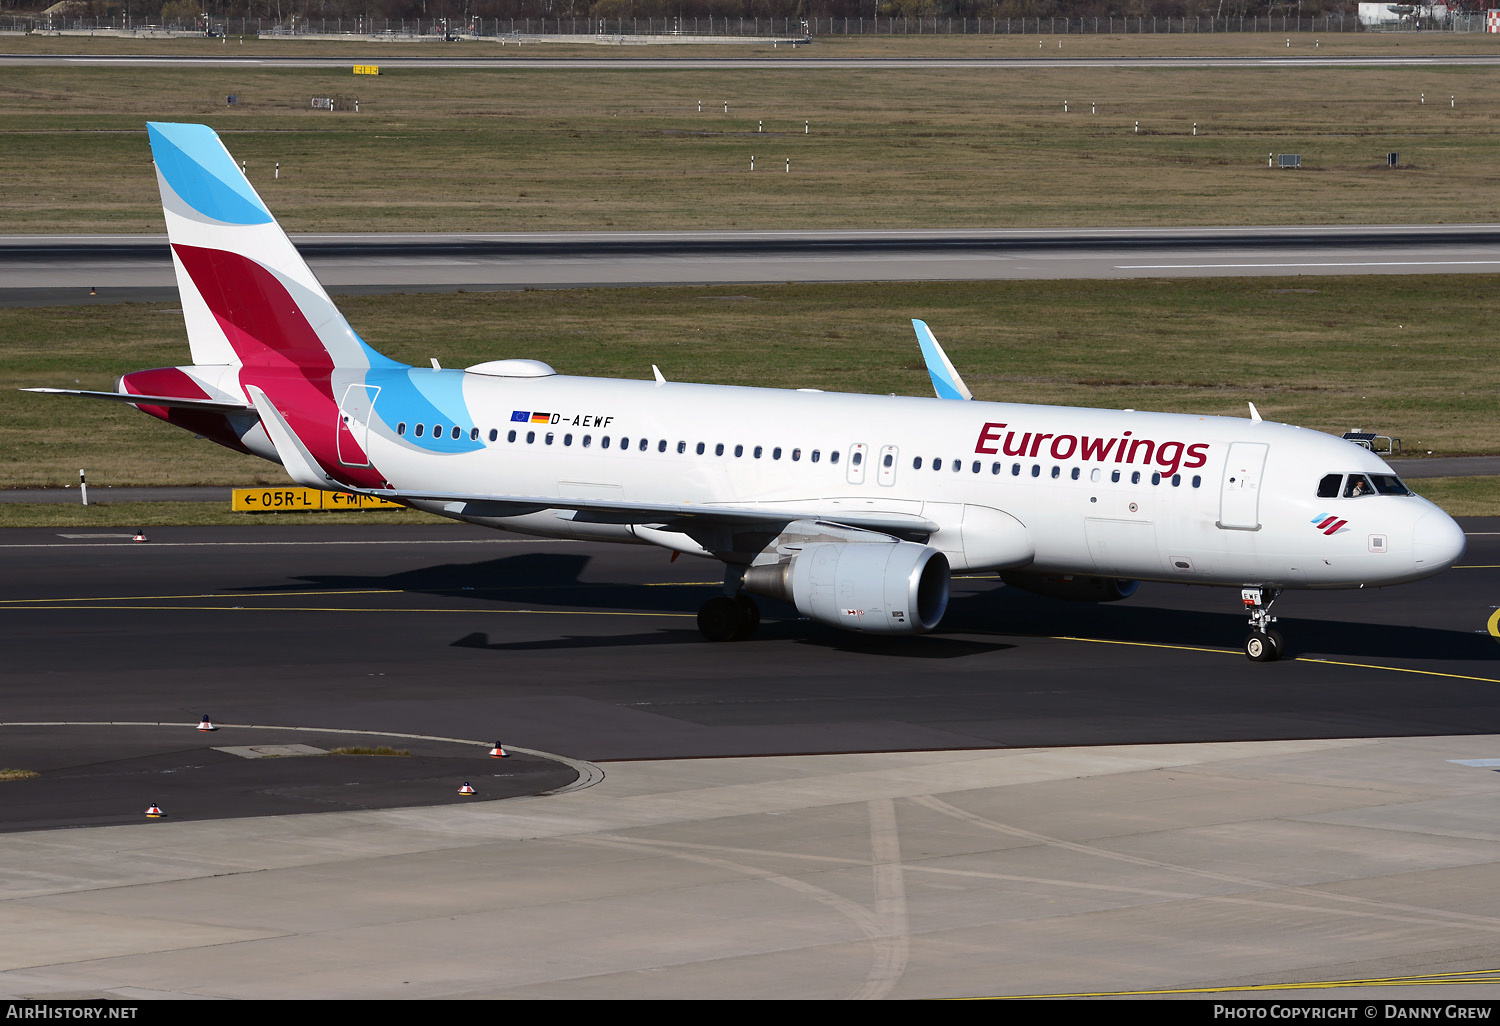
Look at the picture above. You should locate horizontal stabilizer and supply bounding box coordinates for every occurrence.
[21,387,255,414]
[246,385,332,489]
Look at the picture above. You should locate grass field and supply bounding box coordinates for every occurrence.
[4,38,1500,232]
[4,276,1496,492]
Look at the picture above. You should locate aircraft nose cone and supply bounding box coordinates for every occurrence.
[1413,509,1466,572]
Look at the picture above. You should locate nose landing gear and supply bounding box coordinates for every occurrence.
[1242,587,1284,662]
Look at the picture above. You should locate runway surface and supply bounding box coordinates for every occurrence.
[9,224,1500,304]
[2,522,1500,998]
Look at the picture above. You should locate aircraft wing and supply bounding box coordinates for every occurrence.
[21,387,256,414]
[380,488,940,535]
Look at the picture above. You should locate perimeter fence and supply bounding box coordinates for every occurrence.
[4,13,1495,38]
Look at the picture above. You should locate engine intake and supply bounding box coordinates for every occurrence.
[744,540,950,634]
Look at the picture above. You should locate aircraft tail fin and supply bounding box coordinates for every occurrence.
[146,122,401,373]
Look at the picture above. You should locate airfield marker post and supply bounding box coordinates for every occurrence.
[80,469,87,506]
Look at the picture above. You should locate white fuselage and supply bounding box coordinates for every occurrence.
[314,366,1463,591]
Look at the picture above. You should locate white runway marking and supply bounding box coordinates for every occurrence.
[1120,260,1500,270]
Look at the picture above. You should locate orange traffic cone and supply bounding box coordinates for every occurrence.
[145,803,164,818]
[197,715,217,732]
[488,742,507,758]
[132,530,147,543]
[458,782,476,796]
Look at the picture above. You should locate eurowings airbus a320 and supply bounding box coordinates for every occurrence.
[26,123,1468,661]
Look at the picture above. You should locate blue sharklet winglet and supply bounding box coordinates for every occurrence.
[912,319,973,401]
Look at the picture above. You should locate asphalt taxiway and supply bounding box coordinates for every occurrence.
[2,521,1500,998]
[5,521,1499,766]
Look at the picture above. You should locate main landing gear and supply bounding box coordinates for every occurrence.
[697,565,761,642]
[1241,586,1285,662]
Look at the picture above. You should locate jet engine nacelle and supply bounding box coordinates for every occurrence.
[743,540,950,634]
[1000,571,1139,603]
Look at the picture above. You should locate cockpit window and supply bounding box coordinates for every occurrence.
[1370,474,1411,496]
[1317,473,1342,498]
[1344,474,1375,498]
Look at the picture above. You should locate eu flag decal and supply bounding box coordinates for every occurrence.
[510,411,530,423]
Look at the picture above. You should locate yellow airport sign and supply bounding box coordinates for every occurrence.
[232,487,403,512]
[353,64,380,75]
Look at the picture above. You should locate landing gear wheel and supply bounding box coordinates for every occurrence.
[698,596,744,642]
[1245,631,1282,662]
[733,595,761,641]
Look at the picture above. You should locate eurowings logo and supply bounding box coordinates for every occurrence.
[1311,513,1349,536]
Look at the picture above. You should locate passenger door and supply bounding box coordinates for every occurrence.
[337,384,380,467]
[1218,441,1268,530]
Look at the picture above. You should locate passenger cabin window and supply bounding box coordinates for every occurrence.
[397,423,407,436]
[1317,474,1342,498]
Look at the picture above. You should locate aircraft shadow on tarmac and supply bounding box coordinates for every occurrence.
[451,625,1014,659]
[235,552,1494,665]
